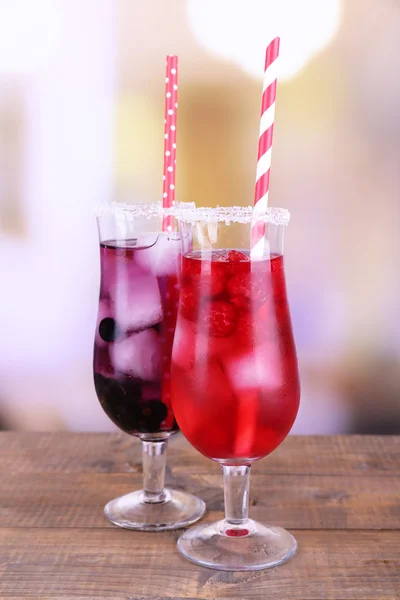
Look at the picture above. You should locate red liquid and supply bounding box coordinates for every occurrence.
[171,250,300,461]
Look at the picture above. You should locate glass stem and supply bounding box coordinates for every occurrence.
[221,465,251,533]
[141,440,168,504]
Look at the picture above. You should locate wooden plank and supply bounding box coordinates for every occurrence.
[0,596,201,600]
[0,433,398,597]
[0,528,398,599]
[0,470,399,530]
[0,432,398,478]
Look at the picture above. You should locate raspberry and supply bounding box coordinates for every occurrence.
[180,285,198,321]
[205,271,226,296]
[188,263,226,297]
[228,273,270,307]
[214,250,249,274]
[230,294,250,312]
[194,273,226,297]
[227,250,249,262]
[227,273,252,299]
[216,250,249,263]
[200,300,237,337]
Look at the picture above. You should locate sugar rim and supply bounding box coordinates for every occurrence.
[95,202,164,219]
[95,201,196,219]
[95,203,290,225]
[172,206,290,225]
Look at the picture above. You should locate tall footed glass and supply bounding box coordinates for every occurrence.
[171,206,300,569]
[93,203,205,530]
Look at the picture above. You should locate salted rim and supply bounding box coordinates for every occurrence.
[95,201,196,219]
[95,202,164,219]
[171,206,290,225]
[95,203,290,225]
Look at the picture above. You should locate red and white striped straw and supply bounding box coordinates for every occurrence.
[252,37,280,255]
[162,54,178,231]
[235,39,281,457]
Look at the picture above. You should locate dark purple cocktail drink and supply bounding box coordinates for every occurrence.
[93,203,205,531]
[94,236,179,435]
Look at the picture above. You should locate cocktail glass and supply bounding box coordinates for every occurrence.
[171,206,300,569]
[93,202,205,530]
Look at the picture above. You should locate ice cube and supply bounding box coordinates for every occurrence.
[222,345,283,459]
[134,232,181,277]
[198,361,235,409]
[172,317,236,371]
[172,318,196,371]
[110,329,161,382]
[101,249,146,295]
[109,273,163,331]
[171,360,236,458]
[222,343,283,393]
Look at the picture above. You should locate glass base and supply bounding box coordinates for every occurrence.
[104,488,206,531]
[177,519,297,571]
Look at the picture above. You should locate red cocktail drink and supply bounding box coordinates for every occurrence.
[171,249,299,462]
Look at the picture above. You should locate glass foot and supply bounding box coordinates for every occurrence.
[177,519,297,571]
[104,488,206,531]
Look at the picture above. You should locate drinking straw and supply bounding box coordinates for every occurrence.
[251,37,280,257]
[162,54,178,231]
[160,56,179,415]
[235,39,280,458]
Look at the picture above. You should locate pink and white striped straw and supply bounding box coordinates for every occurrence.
[252,37,280,255]
[162,54,178,231]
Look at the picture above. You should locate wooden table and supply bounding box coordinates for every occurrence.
[0,433,399,599]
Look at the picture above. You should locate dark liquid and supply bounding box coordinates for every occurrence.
[93,235,180,435]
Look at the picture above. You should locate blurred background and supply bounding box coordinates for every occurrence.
[0,0,399,434]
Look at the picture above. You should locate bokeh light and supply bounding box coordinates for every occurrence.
[187,0,342,80]
[0,0,60,73]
